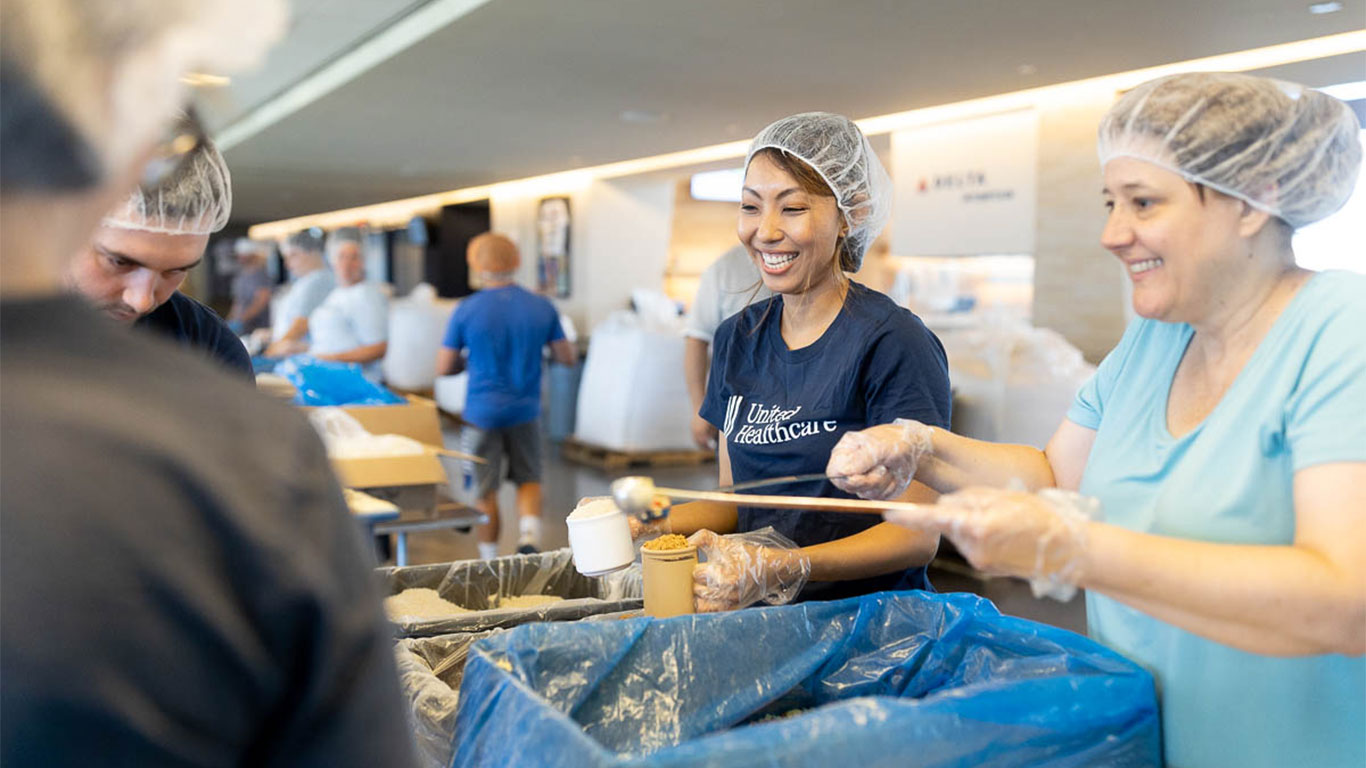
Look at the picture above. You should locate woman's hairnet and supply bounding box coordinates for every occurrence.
[103,136,231,235]
[1098,72,1362,229]
[745,112,891,271]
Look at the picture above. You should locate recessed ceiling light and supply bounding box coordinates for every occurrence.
[1309,2,1343,14]
[619,109,665,124]
[181,72,231,87]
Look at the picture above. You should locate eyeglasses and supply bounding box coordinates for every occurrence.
[139,107,206,189]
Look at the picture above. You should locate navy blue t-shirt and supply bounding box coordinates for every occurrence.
[700,282,951,602]
[442,285,565,430]
[136,291,252,380]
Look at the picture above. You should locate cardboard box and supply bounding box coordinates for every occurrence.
[302,394,451,494]
[323,394,443,446]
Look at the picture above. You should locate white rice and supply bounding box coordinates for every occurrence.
[385,588,470,619]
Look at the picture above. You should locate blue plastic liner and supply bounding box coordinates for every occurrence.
[453,591,1160,767]
[275,356,404,406]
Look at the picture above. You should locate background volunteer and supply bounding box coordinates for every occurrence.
[438,233,577,559]
[304,226,389,380]
[261,229,335,356]
[683,244,771,450]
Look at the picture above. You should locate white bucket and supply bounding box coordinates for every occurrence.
[566,498,635,576]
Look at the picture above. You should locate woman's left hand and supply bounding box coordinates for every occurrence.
[688,529,811,612]
[884,487,1098,600]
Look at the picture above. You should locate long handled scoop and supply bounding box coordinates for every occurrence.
[610,475,931,521]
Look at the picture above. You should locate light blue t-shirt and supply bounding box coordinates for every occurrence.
[1067,270,1366,768]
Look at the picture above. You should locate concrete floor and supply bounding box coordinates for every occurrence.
[403,429,1087,636]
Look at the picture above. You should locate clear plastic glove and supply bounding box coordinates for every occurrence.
[628,513,671,541]
[688,527,811,612]
[883,487,1098,601]
[826,418,934,500]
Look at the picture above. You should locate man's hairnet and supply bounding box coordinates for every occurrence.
[103,137,231,235]
[745,112,891,271]
[325,226,364,265]
[285,230,324,254]
[0,0,285,194]
[1098,72,1362,229]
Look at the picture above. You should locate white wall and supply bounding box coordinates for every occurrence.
[491,176,675,334]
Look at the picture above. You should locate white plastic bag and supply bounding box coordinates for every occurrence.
[941,319,1095,448]
[384,283,456,391]
[306,407,425,458]
[573,313,694,451]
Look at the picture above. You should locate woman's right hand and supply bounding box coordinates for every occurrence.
[826,418,934,500]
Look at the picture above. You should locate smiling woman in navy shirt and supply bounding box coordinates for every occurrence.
[632,112,950,608]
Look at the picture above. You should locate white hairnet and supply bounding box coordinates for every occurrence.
[103,137,231,235]
[326,226,365,265]
[0,0,285,192]
[285,229,325,254]
[1098,72,1362,229]
[745,112,891,271]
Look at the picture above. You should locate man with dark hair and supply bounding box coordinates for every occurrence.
[64,134,251,377]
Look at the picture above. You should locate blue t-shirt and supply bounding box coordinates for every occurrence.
[701,282,951,601]
[1067,270,1366,768]
[442,285,565,430]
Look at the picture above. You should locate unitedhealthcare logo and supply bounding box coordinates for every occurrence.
[723,395,743,439]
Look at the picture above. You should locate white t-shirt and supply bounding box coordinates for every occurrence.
[309,282,389,379]
[271,268,336,341]
[685,246,771,343]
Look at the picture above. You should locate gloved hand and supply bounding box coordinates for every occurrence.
[826,418,934,500]
[687,528,811,612]
[883,487,1098,601]
[628,512,670,541]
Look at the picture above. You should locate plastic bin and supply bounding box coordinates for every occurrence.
[546,361,582,443]
[452,591,1161,767]
[378,548,642,637]
[396,610,643,768]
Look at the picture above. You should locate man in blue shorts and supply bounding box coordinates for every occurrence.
[438,233,576,558]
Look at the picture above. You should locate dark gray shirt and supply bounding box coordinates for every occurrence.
[0,296,417,768]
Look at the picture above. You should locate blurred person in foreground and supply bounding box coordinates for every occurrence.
[227,238,273,336]
[0,1,418,766]
[830,72,1365,768]
[438,233,576,558]
[259,229,335,354]
[63,134,251,378]
[683,244,770,450]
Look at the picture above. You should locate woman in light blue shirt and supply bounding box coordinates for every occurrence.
[826,72,1364,768]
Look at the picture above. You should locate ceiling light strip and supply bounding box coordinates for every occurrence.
[248,30,1365,240]
[218,0,495,152]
